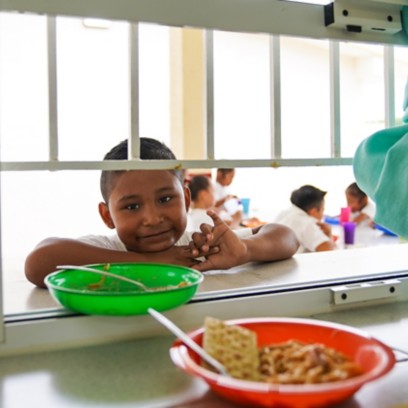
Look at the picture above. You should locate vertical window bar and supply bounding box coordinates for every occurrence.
[129,23,140,160]
[205,30,215,160]
[269,35,281,159]
[329,41,341,158]
[0,173,4,342]
[47,16,59,161]
[384,45,395,128]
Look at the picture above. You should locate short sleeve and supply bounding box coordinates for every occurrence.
[297,223,330,252]
[77,234,127,251]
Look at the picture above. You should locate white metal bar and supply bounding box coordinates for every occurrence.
[3,279,408,357]
[0,170,4,343]
[129,22,140,159]
[47,16,59,161]
[331,279,401,305]
[0,157,354,171]
[269,35,281,158]
[329,41,341,158]
[205,30,215,159]
[0,0,407,46]
[384,45,395,128]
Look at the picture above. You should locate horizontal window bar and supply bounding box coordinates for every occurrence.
[0,157,353,171]
[1,0,407,46]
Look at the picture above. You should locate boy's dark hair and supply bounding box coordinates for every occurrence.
[100,138,183,202]
[217,168,235,176]
[346,182,367,200]
[290,185,327,212]
[189,175,212,201]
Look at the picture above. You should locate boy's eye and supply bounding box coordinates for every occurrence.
[159,195,172,204]
[126,203,140,210]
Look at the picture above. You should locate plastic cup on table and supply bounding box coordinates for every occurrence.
[224,198,240,214]
[340,206,351,224]
[343,221,357,245]
[239,198,251,218]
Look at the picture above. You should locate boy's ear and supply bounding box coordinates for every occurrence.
[306,208,314,216]
[308,207,320,219]
[184,186,191,211]
[98,202,115,229]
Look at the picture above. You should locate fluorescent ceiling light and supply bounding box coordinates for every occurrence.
[284,0,332,4]
[82,18,112,29]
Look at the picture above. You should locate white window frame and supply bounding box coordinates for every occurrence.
[0,0,407,351]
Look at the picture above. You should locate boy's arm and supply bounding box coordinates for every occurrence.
[352,213,370,224]
[25,237,201,288]
[315,221,337,251]
[193,211,299,271]
[242,222,299,262]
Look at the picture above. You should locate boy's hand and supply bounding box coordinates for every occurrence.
[317,221,332,238]
[148,242,219,268]
[192,210,248,271]
[189,225,215,255]
[151,245,203,268]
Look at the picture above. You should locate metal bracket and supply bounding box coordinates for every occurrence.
[324,0,402,34]
[331,279,401,305]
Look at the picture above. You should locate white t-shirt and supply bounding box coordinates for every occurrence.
[351,200,376,221]
[187,208,235,231]
[214,181,242,221]
[214,181,230,203]
[78,228,253,251]
[187,208,213,231]
[274,204,330,253]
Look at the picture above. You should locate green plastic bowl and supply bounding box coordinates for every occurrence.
[45,263,203,316]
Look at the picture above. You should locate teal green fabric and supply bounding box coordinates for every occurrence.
[353,82,408,239]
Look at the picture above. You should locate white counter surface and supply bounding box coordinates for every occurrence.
[1,301,408,408]
[5,242,408,317]
[1,242,408,407]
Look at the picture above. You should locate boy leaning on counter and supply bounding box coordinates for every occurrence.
[274,185,337,253]
[25,137,299,288]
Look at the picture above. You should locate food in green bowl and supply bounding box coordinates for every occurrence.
[45,263,203,316]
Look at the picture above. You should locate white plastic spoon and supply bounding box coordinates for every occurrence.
[147,307,229,376]
[57,264,150,292]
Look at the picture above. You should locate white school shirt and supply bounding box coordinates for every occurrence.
[78,228,253,251]
[187,208,214,231]
[214,181,242,222]
[274,204,330,253]
[187,208,234,231]
[351,200,376,222]
[214,181,230,203]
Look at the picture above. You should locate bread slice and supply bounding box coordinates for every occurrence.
[202,316,259,381]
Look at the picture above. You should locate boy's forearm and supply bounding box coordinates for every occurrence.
[353,213,369,224]
[24,238,151,288]
[243,224,299,262]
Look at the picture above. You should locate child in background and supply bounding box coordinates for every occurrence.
[214,168,243,226]
[275,185,337,253]
[25,138,299,288]
[345,182,375,225]
[187,175,217,231]
[188,175,242,230]
[214,168,236,206]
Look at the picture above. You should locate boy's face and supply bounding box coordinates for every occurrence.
[99,170,190,253]
[203,185,216,208]
[308,202,325,221]
[218,170,235,186]
[346,193,366,212]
